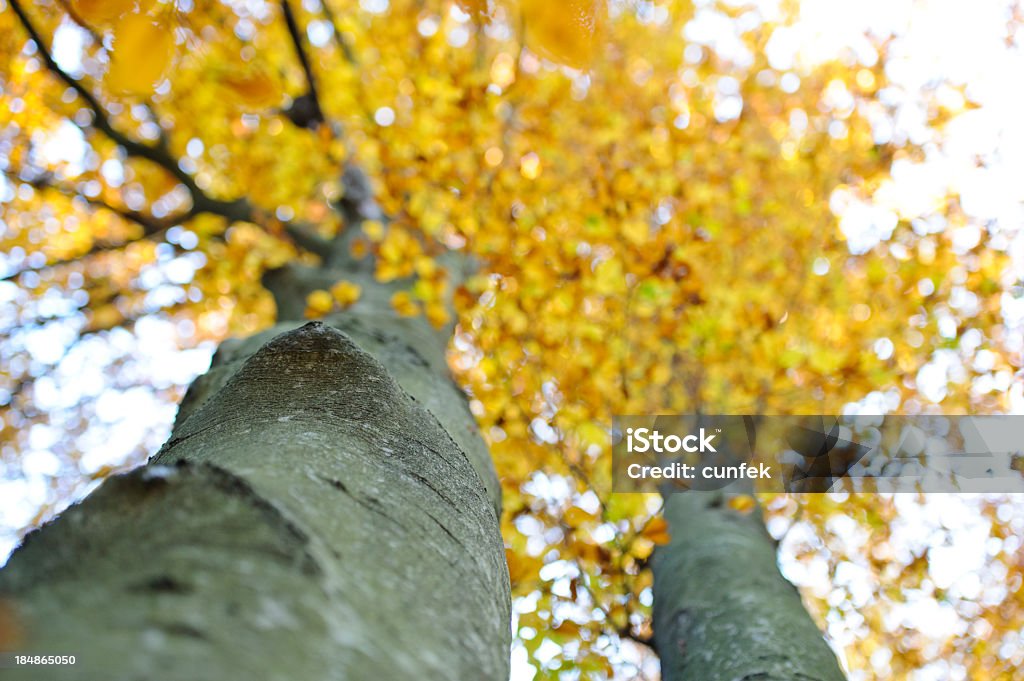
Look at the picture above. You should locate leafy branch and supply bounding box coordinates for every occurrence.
[6,0,333,276]
[0,170,198,283]
[8,0,195,193]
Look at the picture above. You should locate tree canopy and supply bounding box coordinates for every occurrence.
[1,0,1022,678]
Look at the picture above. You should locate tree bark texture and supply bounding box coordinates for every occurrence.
[0,314,511,680]
[652,492,846,681]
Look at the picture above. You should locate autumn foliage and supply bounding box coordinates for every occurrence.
[1,0,1022,678]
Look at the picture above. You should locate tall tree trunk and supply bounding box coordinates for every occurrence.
[2,155,841,679]
[652,492,846,681]
[0,249,511,679]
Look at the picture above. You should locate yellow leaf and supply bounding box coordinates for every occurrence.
[71,0,136,24]
[305,289,333,317]
[553,620,580,636]
[87,304,123,332]
[564,505,594,527]
[520,152,541,180]
[604,494,648,522]
[391,291,420,317]
[622,219,648,245]
[330,280,362,308]
[576,421,606,448]
[350,239,370,260]
[375,261,410,282]
[106,13,175,95]
[455,0,490,18]
[413,256,438,278]
[629,537,654,560]
[362,220,385,242]
[222,70,279,108]
[520,0,603,69]
[424,301,450,329]
[592,257,624,296]
[88,464,121,480]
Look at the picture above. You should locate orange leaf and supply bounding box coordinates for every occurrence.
[505,548,543,585]
[641,516,672,545]
[0,599,24,650]
[455,0,490,19]
[727,494,757,515]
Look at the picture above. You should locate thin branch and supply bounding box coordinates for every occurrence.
[8,0,340,270]
[78,198,191,235]
[11,2,272,232]
[567,460,609,520]
[282,222,333,259]
[4,179,328,282]
[319,0,358,64]
[281,0,320,100]
[50,1,174,154]
[280,0,325,128]
[32,173,192,232]
[0,169,197,281]
[9,0,199,194]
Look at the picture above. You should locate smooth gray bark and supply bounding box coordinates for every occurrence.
[0,157,510,679]
[652,492,846,681]
[0,316,510,680]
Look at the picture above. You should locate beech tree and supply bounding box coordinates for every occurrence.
[1,1,1021,679]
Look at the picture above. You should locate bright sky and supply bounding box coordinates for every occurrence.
[1,1,1023,679]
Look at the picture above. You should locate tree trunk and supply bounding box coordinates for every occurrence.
[1,152,840,679]
[652,492,846,681]
[0,296,510,679]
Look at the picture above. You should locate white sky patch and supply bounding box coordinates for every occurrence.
[51,19,87,75]
[306,19,333,47]
[759,0,1024,261]
[779,493,1019,677]
[36,121,88,176]
[0,319,214,563]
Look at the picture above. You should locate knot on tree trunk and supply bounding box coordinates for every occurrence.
[163,321,411,455]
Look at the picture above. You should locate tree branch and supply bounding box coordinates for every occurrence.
[7,0,340,270]
[319,0,358,64]
[282,222,333,259]
[280,0,325,129]
[48,1,174,156]
[29,173,193,233]
[9,0,199,193]
[0,178,196,283]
